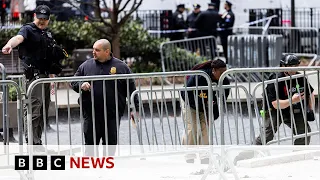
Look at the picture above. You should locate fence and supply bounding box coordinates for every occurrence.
[234,26,320,55]
[227,34,283,69]
[218,67,320,146]
[249,8,320,28]
[0,79,24,174]
[160,36,218,73]
[2,66,320,179]
[0,49,22,74]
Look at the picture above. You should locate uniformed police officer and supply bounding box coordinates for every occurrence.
[219,1,235,64]
[233,54,315,165]
[194,3,220,58]
[186,4,201,39]
[255,54,314,145]
[194,3,220,38]
[171,4,187,41]
[2,5,64,148]
[211,0,221,12]
[71,39,140,156]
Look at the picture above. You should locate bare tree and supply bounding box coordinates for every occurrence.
[61,0,143,58]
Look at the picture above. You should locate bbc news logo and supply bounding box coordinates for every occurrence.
[15,156,114,170]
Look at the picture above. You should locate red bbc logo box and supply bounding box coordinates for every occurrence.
[15,155,65,170]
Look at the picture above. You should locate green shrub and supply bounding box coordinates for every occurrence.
[120,20,168,73]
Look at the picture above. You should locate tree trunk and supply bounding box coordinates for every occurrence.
[112,33,121,58]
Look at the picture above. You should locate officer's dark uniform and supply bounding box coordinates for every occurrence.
[255,72,313,145]
[186,4,201,39]
[219,1,235,64]
[211,0,221,12]
[71,57,139,156]
[181,68,230,120]
[194,3,220,58]
[194,3,220,38]
[171,4,187,41]
[18,5,63,145]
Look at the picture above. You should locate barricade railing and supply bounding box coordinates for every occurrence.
[129,85,220,146]
[218,67,320,146]
[160,36,218,73]
[234,26,319,54]
[227,35,283,69]
[23,70,221,179]
[0,63,8,146]
[0,80,24,177]
[252,71,320,145]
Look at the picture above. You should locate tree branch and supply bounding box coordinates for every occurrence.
[118,0,143,27]
[101,0,111,14]
[118,0,131,12]
[113,0,117,10]
[116,0,123,9]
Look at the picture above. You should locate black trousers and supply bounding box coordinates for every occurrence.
[219,30,232,64]
[83,111,121,156]
[255,111,311,145]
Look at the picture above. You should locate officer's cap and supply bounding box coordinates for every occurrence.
[226,1,233,6]
[208,2,216,7]
[177,4,185,9]
[35,5,51,20]
[193,3,201,9]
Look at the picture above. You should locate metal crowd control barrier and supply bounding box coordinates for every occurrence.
[129,85,221,146]
[234,26,319,54]
[252,71,320,145]
[0,80,24,177]
[24,71,221,179]
[160,36,218,72]
[218,67,320,146]
[227,35,283,68]
[0,63,9,146]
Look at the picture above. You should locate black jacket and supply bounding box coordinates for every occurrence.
[180,68,230,119]
[194,9,220,37]
[71,57,139,120]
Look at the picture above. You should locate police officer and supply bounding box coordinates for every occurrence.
[211,0,221,12]
[233,54,315,165]
[186,4,201,39]
[181,59,230,164]
[171,4,187,41]
[219,1,235,64]
[255,54,314,145]
[194,3,220,38]
[71,39,139,156]
[2,5,64,147]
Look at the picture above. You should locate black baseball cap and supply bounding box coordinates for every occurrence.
[35,5,51,20]
[177,4,185,8]
[226,1,233,6]
[193,4,201,9]
[208,2,216,7]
